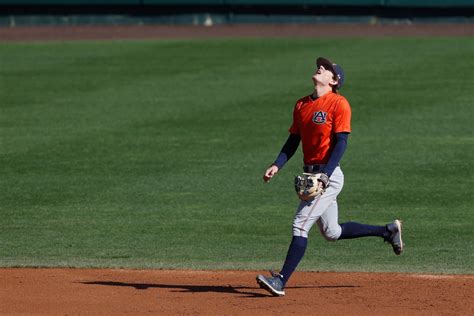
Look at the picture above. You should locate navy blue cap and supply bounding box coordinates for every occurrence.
[316,57,345,89]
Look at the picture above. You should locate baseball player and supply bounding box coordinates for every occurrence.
[256,57,404,297]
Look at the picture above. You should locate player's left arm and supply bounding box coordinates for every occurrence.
[321,132,349,179]
[321,98,351,180]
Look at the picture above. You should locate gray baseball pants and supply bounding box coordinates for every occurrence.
[293,166,344,240]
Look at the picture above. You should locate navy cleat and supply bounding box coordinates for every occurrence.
[385,219,404,255]
[256,270,285,296]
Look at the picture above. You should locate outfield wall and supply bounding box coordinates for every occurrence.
[0,0,473,6]
[1,0,473,26]
[0,0,474,8]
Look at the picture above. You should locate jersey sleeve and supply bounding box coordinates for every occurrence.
[333,97,352,133]
[288,103,300,134]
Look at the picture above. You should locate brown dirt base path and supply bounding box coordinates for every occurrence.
[1,269,473,315]
[1,24,473,42]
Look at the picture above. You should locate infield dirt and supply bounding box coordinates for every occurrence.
[1,269,473,315]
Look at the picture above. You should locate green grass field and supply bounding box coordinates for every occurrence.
[0,37,473,274]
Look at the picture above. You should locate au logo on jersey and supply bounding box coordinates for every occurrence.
[312,111,327,124]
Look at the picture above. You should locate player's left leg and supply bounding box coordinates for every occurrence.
[314,190,404,254]
[339,221,389,240]
[338,220,404,255]
[316,200,342,241]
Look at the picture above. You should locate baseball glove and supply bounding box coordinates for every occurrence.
[294,173,329,201]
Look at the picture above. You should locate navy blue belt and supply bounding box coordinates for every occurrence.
[303,164,325,173]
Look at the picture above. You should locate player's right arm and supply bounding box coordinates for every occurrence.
[263,133,301,183]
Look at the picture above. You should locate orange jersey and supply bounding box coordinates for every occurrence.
[289,91,351,165]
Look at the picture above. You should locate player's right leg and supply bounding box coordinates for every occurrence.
[257,183,341,296]
[274,167,345,290]
[257,166,346,296]
[256,271,286,296]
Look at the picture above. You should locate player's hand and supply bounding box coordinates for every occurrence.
[263,165,279,183]
[315,180,324,192]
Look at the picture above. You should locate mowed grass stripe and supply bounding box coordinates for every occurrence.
[0,38,472,273]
